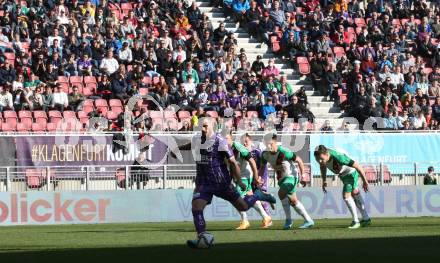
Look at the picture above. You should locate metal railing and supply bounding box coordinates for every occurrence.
[0,162,438,192]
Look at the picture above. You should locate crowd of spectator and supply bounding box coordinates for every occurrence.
[1,0,440,132]
[244,0,440,130]
[0,0,321,132]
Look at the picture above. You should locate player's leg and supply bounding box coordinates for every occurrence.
[187,189,211,248]
[259,169,272,213]
[278,188,293,229]
[253,200,272,228]
[227,186,276,213]
[288,193,314,229]
[280,176,314,229]
[351,173,371,226]
[342,175,361,229]
[235,178,251,230]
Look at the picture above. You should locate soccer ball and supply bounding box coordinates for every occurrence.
[197,232,214,248]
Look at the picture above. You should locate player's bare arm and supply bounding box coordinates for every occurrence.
[352,161,369,192]
[248,157,260,187]
[320,164,327,193]
[228,157,245,190]
[295,156,306,186]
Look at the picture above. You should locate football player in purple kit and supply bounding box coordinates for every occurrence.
[173,118,277,249]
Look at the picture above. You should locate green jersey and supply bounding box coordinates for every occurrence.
[232,141,253,179]
[326,149,356,177]
[261,146,298,181]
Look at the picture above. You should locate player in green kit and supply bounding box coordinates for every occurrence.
[225,134,273,230]
[313,145,371,229]
[260,133,314,229]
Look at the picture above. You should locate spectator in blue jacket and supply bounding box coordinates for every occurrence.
[403,74,417,95]
[232,0,250,27]
[261,97,276,120]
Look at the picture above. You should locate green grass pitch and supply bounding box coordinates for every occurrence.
[0,218,439,262]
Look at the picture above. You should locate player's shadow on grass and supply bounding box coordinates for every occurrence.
[1,236,439,263]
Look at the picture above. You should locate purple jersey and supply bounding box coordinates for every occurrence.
[192,133,234,187]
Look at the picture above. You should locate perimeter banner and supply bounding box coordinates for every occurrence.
[0,186,438,225]
[309,133,440,173]
[15,135,168,167]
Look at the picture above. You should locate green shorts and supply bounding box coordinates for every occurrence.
[236,178,253,197]
[340,171,359,193]
[278,176,299,195]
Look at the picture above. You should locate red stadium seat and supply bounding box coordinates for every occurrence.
[69,76,83,84]
[82,86,95,96]
[18,110,32,119]
[109,99,123,108]
[164,110,177,119]
[33,110,47,120]
[32,122,46,132]
[95,99,108,108]
[83,76,97,84]
[25,169,45,189]
[58,82,70,93]
[382,165,392,183]
[177,110,191,120]
[149,111,163,119]
[3,111,17,129]
[206,111,219,119]
[83,105,94,114]
[63,110,76,119]
[48,111,62,124]
[107,111,119,121]
[17,122,31,132]
[297,57,310,75]
[46,122,57,132]
[1,122,15,132]
[111,106,124,115]
[364,165,378,183]
[57,76,69,83]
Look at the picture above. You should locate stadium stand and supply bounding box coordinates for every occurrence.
[0,0,439,133]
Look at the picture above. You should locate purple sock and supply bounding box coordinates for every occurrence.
[192,210,206,234]
[262,202,271,214]
[243,195,258,209]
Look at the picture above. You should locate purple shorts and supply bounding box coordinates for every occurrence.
[193,184,241,205]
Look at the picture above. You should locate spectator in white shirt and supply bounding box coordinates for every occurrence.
[183,75,196,96]
[0,30,9,43]
[118,42,133,65]
[47,28,63,47]
[0,86,13,112]
[411,111,427,130]
[100,50,119,75]
[52,84,69,112]
[390,65,405,89]
[172,44,186,62]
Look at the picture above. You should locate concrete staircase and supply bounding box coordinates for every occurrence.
[196,0,346,129]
